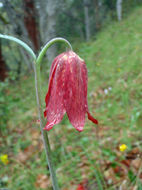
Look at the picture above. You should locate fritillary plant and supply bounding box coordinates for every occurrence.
[44,51,98,132]
[0,34,98,190]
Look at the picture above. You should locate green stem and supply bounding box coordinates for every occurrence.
[35,38,72,190]
[36,37,72,65]
[0,34,36,60]
[0,34,72,190]
[34,63,60,190]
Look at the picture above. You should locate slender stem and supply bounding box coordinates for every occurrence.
[34,37,72,190]
[36,37,72,65]
[34,63,60,190]
[0,34,72,190]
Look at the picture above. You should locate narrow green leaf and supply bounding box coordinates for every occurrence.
[0,34,36,60]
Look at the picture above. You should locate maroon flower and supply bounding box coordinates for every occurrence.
[44,51,98,132]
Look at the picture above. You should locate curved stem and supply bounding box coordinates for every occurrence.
[36,37,72,65]
[34,37,72,190]
[34,63,59,190]
[0,34,36,60]
[0,34,72,190]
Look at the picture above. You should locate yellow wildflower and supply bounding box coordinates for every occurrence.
[97,63,100,66]
[0,154,9,165]
[117,68,121,72]
[119,144,127,152]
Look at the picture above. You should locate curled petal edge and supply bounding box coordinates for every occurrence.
[87,111,98,125]
[44,121,54,131]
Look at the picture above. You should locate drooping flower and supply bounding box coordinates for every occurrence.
[44,51,98,132]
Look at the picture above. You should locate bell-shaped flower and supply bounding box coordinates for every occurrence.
[44,51,98,132]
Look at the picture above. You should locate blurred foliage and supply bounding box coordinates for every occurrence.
[0,6,142,189]
[0,71,20,133]
[0,0,142,76]
[57,0,142,38]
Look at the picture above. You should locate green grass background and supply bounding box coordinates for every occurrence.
[0,6,142,190]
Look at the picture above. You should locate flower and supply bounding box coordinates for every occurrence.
[104,89,108,95]
[44,51,98,132]
[0,154,9,165]
[108,87,112,91]
[119,144,127,152]
[77,184,85,190]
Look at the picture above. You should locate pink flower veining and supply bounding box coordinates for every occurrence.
[44,51,98,132]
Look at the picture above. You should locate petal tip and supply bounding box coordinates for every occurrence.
[44,122,53,131]
[43,126,53,131]
[95,119,98,125]
[76,126,84,132]
[44,110,47,118]
[87,111,98,125]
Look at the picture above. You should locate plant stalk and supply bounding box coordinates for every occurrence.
[0,34,36,60]
[34,63,60,190]
[36,37,72,66]
[0,34,72,190]
[34,38,72,190]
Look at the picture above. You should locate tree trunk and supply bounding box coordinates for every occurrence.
[23,0,40,52]
[2,0,33,70]
[0,40,7,81]
[38,0,58,63]
[83,0,91,41]
[94,0,101,31]
[116,0,123,21]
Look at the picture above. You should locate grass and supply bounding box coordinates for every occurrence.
[1,6,142,190]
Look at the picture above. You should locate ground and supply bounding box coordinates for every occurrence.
[0,6,142,190]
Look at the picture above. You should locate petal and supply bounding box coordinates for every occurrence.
[44,62,57,107]
[44,58,66,130]
[87,111,98,125]
[45,53,65,106]
[64,53,87,132]
[80,57,98,126]
[48,52,66,82]
[44,121,57,131]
